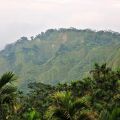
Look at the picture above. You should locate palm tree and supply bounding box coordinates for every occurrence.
[90,63,119,111]
[0,72,17,120]
[45,91,94,120]
[90,63,111,80]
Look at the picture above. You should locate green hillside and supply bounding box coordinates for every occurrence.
[0,28,120,89]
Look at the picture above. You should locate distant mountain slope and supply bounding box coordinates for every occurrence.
[0,28,120,89]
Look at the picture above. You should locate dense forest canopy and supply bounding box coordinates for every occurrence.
[0,63,120,120]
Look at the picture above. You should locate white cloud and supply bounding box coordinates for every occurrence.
[0,0,120,49]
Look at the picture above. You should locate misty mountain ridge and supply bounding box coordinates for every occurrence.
[0,28,120,90]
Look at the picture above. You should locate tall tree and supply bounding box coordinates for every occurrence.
[45,91,93,120]
[0,72,17,120]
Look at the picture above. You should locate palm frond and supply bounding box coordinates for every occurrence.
[110,108,120,120]
[53,91,71,105]
[45,105,67,120]
[77,109,95,120]
[0,72,17,89]
[1,85,16,95]
[99,109,110,120]
[0,91,16,104]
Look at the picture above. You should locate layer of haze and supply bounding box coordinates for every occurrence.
[0,0,120,49]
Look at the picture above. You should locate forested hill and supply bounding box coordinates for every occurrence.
[0,28,120,89]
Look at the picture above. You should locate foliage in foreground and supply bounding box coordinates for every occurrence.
[0,63,120,120]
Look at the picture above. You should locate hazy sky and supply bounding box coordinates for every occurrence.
[0,0,120,49]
